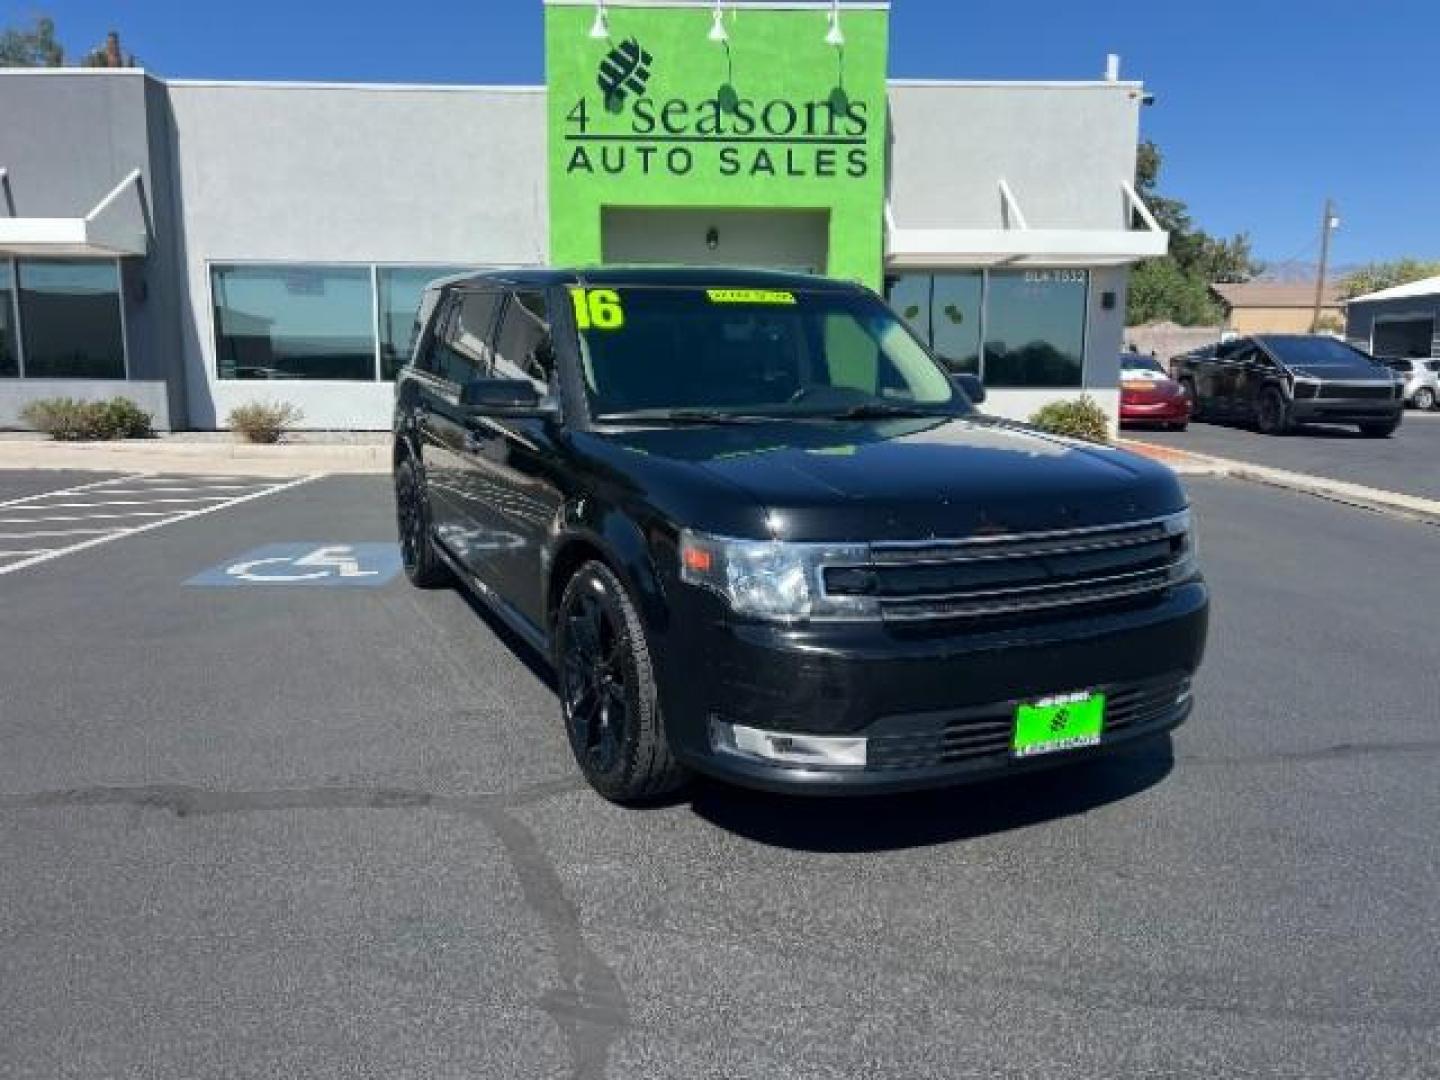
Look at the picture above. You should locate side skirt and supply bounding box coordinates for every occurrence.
[432,536,552,658]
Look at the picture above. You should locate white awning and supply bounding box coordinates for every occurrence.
[885,180,1168,269]
[0,168,149,257]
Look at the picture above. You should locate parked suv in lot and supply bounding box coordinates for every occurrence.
[1175,334,1405,436]
[393,268,1209,803]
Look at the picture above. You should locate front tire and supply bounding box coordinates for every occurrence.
[1413,387,1437,411]
[1256,387,1292,435]
[394,453,451,588]
[555,561,687,804]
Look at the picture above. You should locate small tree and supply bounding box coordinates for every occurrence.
[0,16,64,66]
[1338,259,1440,301]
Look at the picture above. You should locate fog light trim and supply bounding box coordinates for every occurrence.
[712,719,867,768]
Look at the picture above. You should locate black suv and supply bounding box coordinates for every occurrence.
[393,268,1208,803]
[1174,334,1404,436]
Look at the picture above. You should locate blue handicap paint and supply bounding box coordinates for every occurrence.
[187,543,403,588]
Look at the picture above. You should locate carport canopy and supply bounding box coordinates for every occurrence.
[0,168,149,257]
[885,179,1169,268]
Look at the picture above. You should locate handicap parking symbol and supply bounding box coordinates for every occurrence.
[187,543,402,588]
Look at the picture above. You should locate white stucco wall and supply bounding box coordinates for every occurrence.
[165,82,548,429]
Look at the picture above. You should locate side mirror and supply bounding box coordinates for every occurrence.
[951,372,986,405]
[459,377,549,415]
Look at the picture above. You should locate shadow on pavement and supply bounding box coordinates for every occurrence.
[687,735,1175,852]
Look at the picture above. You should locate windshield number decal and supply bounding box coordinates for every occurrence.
[706,289,796,305]
[571,288,625,331]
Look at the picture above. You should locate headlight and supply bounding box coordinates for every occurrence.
[678,530,875,621]
[1163,508,1199,583]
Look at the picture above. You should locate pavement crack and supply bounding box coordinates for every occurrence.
[0,776,628,1078]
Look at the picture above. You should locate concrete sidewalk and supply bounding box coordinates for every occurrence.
[0,435,390,476]
[1122,437,1440,527]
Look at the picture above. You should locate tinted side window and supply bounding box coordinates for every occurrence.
[493,290,555,393]
[437,290,500,385]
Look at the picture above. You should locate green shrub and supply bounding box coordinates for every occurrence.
[20,396,152,441]
[227,401,303,444]
[1028,395,1111,444]
[94,397,154,439]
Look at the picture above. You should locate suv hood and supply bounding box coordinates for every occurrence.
[597,416,1185,542]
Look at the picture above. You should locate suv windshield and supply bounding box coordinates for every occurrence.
[572,286,962,421]
[1263,336,1380,369]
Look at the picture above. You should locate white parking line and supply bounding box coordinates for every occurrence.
[0,549,56,558]
[0,474,322,577]
[0,510,179,524]
[0,476,136,509]
[0,528,120,539]
[0,496,239,509]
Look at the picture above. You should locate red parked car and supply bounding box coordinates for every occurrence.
[1120,353,1191,430]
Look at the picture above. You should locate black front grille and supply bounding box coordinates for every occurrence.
[1315,382,1395,401]
[823,518,1185,623]
[866,672,1190,771]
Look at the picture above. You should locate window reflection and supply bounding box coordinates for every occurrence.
[886,269,1088,388]
[0,262,17,378]
[377,266,469,380]
[18,260,125,379]
[984,270,1087,388]
[212,265,375,381]
[931,272,982,375]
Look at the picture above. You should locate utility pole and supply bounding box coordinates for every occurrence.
[1312,198,1338,333]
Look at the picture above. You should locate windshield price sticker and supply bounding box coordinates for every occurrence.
[571,288,625,331]
[706,289,797,305]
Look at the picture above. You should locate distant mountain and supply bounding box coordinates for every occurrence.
[1253,262,1362,284]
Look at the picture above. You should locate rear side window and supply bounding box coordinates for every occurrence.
[436,290,500,385]
[493,290,556,393]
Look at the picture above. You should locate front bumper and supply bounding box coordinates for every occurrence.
[1121,397,1190,422]
[655,579,1209,794]
[1290,400,1403,424]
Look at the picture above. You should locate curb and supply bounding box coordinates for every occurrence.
[1122,439,1440,528]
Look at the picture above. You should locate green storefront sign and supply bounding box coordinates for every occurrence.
[545,2,890,286]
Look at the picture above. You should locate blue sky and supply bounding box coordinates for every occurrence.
[12,0,1437,267]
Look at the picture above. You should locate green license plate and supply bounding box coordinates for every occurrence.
[1012,691,1106,757]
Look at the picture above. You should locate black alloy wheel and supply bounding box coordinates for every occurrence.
[556,561,686,803]
[1256,387,1292,436]
[394,454,450,587]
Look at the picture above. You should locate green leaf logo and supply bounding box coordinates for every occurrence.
[598,37,654,114]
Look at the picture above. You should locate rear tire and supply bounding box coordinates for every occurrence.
[1167,421,1188,432]
[1358,418,1401,438]
[1256,387,1292,435]
[394,453,451,588]
[555,561,687,804]
[1180,379,1205,421]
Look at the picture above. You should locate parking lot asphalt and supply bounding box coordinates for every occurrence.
[1134,410,1440,502]
[1,471,1437,1078]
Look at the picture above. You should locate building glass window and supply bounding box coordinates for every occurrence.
[930,272,983,375]
[17,260,125,379]
[886,274,931,343]
[983,269,1087,388]
[0,261,17,378]
[377,266,470,380]
[212,264,375,381]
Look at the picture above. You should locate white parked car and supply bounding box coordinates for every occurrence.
[1380,358,1440,410]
